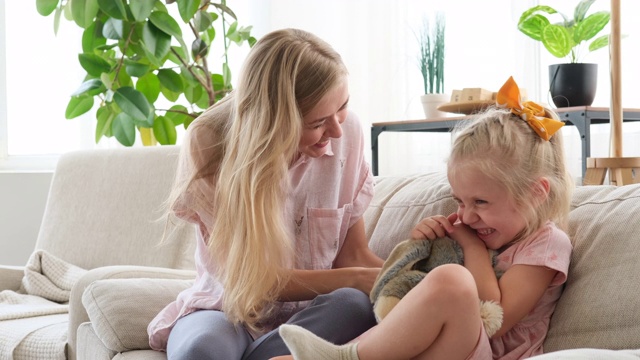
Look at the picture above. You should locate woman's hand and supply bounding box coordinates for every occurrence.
[351,267,381,295]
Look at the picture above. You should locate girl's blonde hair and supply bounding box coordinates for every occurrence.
[448,107,574,240]
[167,28,348,332]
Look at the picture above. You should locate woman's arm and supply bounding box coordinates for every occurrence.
[334,218,384,268]
[278,266,380,301]
[277,218,383,301]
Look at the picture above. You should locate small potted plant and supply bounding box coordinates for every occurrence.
[518,0,610,108]
[417,13,447,119]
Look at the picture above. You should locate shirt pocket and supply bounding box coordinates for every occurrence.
[307,204,353,269]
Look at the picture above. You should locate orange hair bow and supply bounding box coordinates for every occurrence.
[496,76,564,141]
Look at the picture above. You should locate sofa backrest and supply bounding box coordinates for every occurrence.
[544,183,640,351]
[35,146,195,271]
[365,172,456,259]
[366,172,640,352]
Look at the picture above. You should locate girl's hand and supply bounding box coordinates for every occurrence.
[446,213,486,251]
[410,215,455,240]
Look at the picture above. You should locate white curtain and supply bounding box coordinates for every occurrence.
[243,0,640,180]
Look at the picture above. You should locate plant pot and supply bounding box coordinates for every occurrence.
[548,63,597,108]
[420,93,449,119]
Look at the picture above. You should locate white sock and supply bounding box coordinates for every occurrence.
[279,324,360,360]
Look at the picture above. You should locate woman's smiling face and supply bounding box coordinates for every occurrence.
[448,163,528,250]
[298,80,349,158]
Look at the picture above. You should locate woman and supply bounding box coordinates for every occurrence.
[147,28,383,360]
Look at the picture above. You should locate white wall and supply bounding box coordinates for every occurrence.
[0,172,52,266]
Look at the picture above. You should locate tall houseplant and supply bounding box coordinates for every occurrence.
[518,0,610,107]
[417,13,447,119]
[36,0,256,146]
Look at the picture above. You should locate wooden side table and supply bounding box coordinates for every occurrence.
[371,106,640,177]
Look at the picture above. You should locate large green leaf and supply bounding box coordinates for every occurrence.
[142,22,171,66]
[165,104,190,126]
[82,22,107,53]
[194,10,213,32]
[36,0,59,16]
[212,2,237,20]
[113,87,153,121]
[78,53,112,76]
[574,0,596,23]
[95,105,116,142]
[130,0,157,21]
[149,10,182,38]
[65,96,94,119]
[153,115,177,145]
[125,59,150,77]
[191,38,208,60]
[71,78,105,97]
[71,0,100,29]
[157,68,184,93]
[160,87,180,102]
[518,14,551,41]
[97,0,127,20]
[177,0,199,23]
[112,112,136,146]
[136,72,161,103]
[589,34,610,52]
[184,83,203,104]
[574,11,610,43]
[102,18,124,39]
[542,24,572,58]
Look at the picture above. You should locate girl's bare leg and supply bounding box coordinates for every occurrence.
[278,264,483,360]
[356,264,483,360]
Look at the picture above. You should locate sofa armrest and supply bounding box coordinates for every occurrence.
[67,266,195,360]
[0,265,24,291]
[81,277,193,354]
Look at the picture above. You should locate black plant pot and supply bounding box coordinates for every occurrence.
[548,63,597,108]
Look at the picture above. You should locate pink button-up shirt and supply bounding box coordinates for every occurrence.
[148,111,374,350]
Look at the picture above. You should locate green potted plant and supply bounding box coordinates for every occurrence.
[417,13,447,119]
[36,0,256,146]
[518,0,610,108]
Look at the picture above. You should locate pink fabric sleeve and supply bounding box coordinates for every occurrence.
[170,119,218,237]
[346,112,374,228]
[511,225,572,286]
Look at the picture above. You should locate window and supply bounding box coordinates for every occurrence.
[2,0,639,176]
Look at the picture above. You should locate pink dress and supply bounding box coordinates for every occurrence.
[147,111,374,351]
[468,222,572,360]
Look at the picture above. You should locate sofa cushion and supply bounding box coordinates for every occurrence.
[365,173,456,259]
[82,278,193,353]
[544,183,640,351]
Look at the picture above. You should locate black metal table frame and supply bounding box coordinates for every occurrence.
[371,107,640,177]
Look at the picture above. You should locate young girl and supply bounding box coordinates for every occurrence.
[276,76,574,360]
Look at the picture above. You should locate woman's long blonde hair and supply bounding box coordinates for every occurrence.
[448,107,574,240]
[168,29,348,331]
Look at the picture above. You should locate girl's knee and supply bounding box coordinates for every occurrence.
[419,264,478,299]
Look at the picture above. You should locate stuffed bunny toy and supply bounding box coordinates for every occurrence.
[370,237,504,337]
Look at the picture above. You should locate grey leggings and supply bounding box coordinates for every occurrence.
[166,288,377,360]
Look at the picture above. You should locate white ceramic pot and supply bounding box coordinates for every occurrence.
[420,93,450,119]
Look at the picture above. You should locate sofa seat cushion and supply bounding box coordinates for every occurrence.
[0,313,67,360]
[366,173,456,259]
[544,183,640,352]
[82,278,193,353]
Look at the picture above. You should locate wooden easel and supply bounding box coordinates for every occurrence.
[583,0,640,186]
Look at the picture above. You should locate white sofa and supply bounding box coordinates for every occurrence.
[0,146,196,360]
[5,146,640,359]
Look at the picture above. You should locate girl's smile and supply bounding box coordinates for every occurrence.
[448,163,527,250]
